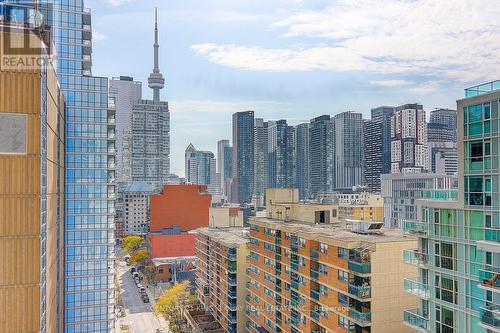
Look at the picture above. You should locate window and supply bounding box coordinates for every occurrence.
[319,284,328,296]
[338,293,349,306]
[320,243,328,254]
[338,270,348,282]
[338,315,349,329]
[338,247,348,259]
[319,263,328,275]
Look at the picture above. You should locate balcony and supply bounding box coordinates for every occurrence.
[310,268,319,280]
[402,220,428,236]
[403,278,430,300]
[403,309,430,332]
[348,284,371,299]
[480,305,500,333]
[348,260,371,274]
[348,308,371,326]
[310,289,320,301]
[465,79,500,97]
[478,268,500,293]
[478,228,500,253]
[403,249,429,268]
[422,189,458,201]
[310,249,319,260]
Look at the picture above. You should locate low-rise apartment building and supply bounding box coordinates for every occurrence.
[195,227,249,333]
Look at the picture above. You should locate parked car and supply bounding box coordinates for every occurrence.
[130,267,136,274]
[132,272,139,278]
[136,283,143,290]
[156,329,166,333]
[134,277,140,285]
[139,286,146,292]
[141,294,149,303]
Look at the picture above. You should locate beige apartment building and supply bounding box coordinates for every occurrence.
[195,227,249,333]
[0,23,65,333]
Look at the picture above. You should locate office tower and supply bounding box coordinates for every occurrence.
[224,145,233,199]
[122,182,156,235]
[195,228,249,333]
[428,142,458,175]
[131,9,170,188]
[333,111,364,189]
[391,103,428,173]
[247,189,419,333]
[427,123,456,143]
[109,76,142,184]
[254,118,268,198]
[185,143,219,195]
[308,115,334,197]
[429,108,458,141]
[401,80,500,333]
[381,173,456,228]
[268,119,295,189]
[295,123,310,200]
[232,111,254,203]
[217,139,230,196]
[0,21,64,333]
[364,106,394,192]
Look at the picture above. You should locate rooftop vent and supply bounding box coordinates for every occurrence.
[349,220,384,234]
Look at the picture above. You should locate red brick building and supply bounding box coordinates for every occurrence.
[150,184,211,232]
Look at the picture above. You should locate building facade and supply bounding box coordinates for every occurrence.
[217,139,231,197]
[429,108,457,142]
[391,104,428,173]
[402,81,500,333]
[131,10,170,188]
[195,228,249,333]
[185,143,219,195]
[122,182,156,235]
[0,22,65,333]
[428,142,458,175]
[381,173,457,228]
[109,76,142,184]
[295,123,310,200]
[268,119,295,189]
[309,115,334,198]
[232,111,255,203]
[247,216,418,333]
[364,106,394,192]
[333,112,364,190]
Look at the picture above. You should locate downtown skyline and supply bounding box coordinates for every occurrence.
[85,0,500,176]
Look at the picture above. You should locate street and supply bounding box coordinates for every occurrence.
[116,255,168,333]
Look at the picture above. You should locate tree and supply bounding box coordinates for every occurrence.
[129,249,149,266]
[142,259,159,296]
[123,235,144,255]
[154,281,197,333]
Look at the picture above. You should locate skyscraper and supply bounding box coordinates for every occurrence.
[364,106,394,192]
[185,143,218,195]
[231,111,254,203]
[402,80,500,333]
[309,115,334,197]
[0,20,65,333]
[333,111,364,189]
[429,108,458,141]
[391,103,428,173]
[268,119,295,189]
[217,139,230,197]
[109,76,142,184]
[254,118,268,198]
[295,123,310,199]
[223,145,233,199]
[131,9,170,188]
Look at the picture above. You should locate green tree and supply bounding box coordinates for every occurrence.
[129,249,149,266]
[123,235,144,255]
[154,281,196,333]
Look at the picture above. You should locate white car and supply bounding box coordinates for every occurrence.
[134,277,140,285]
[136,283,143,290]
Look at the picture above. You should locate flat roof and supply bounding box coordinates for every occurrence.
[250,217,415,245]
[197,227,249,246]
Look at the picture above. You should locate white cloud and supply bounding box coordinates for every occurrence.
[104,0,135,6]
[370,79,413,87]
[92,31,107,41]
[169,99,291,114]
[192,0,500,82]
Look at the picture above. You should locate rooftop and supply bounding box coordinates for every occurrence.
[197,227,249,247]
[124,181,156,193]
[149,234,197,258]
[250,217,414,244]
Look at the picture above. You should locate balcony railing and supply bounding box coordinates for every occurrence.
[348,284,371,299]
[403,249,429,267]
[348,260,371,274]
[422,189,458,201]
[403,309,430,331]
[478,268,500,292]
[403,278,430,299]
[402,220,428,236]
[348,308,371,326]
[480,305,500,331]
[310,268,319,280]
[310,249,319,260]
[310,289,320,301]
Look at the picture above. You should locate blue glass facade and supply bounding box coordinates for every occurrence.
[40,0,115,331]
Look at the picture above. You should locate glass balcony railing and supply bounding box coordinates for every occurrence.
[485,228,500,243]
[478,268,500,291]
[403,309,430,331]
[310,289,320,301]
[465,80,500,97]
[404,278,430,299]
[348,284,371,299]
[310,268,319,280]
[480,305,500,330]
[310,249,320,260]
[403,249,429,267]
[348,308,371,326]
[422,189,458,201]
[402,220,428,236]
[348,260,371,274]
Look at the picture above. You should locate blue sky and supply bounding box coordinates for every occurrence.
[86,0,500,176]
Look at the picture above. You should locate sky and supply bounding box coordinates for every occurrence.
[86,0,500,176]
